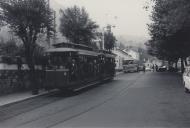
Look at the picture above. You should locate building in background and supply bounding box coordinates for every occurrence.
[112,48,134,71]
[123,49,140,60]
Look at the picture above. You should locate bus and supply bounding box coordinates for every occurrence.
[123,59,139,73]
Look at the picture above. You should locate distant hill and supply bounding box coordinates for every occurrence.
[116,35,149,49]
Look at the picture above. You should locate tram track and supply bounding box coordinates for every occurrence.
[22,73,143,128]
[0,73,143,128]
[0,91,64,122]
[47,73,144,128]
[46,73,144,128]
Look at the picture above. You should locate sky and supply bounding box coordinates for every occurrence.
[52,0,152,39]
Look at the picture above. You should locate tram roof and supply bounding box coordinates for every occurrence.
[78,50,100,56]
[53,42,93,51]
[98,50,116,58]
[46,48,99,56]
[46,48,77,53]
[46,47,116,58]
[104,53,117,58]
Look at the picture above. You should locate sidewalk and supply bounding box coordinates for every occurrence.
[0,72,123,107]
[0,90,48,107]
[116,71,123,75]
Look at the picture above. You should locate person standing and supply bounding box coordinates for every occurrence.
[143,65,146,73]
[152,64,155,72]
[17,56,22,71]
[155,64,158,72]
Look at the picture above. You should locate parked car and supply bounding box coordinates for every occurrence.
[138,65,144,71]
[157,65,167,72]
[168,66,178,72]
[145,66,152,71]
[123,60,139,73]
[183,66,190,93]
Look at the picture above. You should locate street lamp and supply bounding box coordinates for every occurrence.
[102,27,106,50]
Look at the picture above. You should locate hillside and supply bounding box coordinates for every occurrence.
[116,35,149,48]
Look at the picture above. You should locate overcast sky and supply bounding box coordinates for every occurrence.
[52,0,151,39]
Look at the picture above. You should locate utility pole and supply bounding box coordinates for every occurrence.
[47,0,49,7]
[102,27,106,50]
[102,24,116,51]
[53,10,57,44]
[47,0,51,48]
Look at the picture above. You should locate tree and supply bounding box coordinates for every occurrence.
[104,31,116,51]
[0,39,19,56]
[0,0,54,94]
[59,6,99,46]
[147,0,190,72]
[0,39,24,64]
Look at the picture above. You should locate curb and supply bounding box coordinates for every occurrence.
[0,72,123,108]
[0,89,59,108]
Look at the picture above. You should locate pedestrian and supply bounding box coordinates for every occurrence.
[17,56,22,71]
[155,64,158,72]
[143,65,146,73]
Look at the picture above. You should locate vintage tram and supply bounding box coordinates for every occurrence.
[44,42,116,91]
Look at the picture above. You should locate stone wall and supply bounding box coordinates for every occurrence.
[0,70,31,95]
[0,63,45,95]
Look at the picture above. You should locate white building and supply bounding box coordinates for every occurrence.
[112,48,134,70]
[123,49,140,60]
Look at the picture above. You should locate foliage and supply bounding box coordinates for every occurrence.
[33,44,46,65]
[147,0,190,64]
[59,6,99,46]
[0,0,54,94]
[0,39,25,64]
[104,31,116,51]
[0,0,54,69]
[0,39,20,57]
[116,42,126,50]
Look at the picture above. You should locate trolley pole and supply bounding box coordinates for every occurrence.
[102,31,105,50]
[47,0,51,48]
[102,27,106,50]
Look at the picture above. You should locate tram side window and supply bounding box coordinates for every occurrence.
[46,56,54,69]
[46,55,67,70]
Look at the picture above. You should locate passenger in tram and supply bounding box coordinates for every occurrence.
[59,57,66,69]
[89,59,93,77]
[70,59,77,81]
[65,58,72,81]
[100,58,105,74]
[79,59,85,80]
[93,59,97,76]
[57,56,63,69]
[17,56,23,71]
[96,59,100,75]
[83,58,88,79]
[47,57,54,70]
[85,59,90,78]
[60,57,66,69]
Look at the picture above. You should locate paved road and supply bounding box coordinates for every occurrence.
[0,72,190,128]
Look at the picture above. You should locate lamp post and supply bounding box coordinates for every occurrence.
[46,0,56,47]
[47,0,50,48]
[102,27,106,50]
